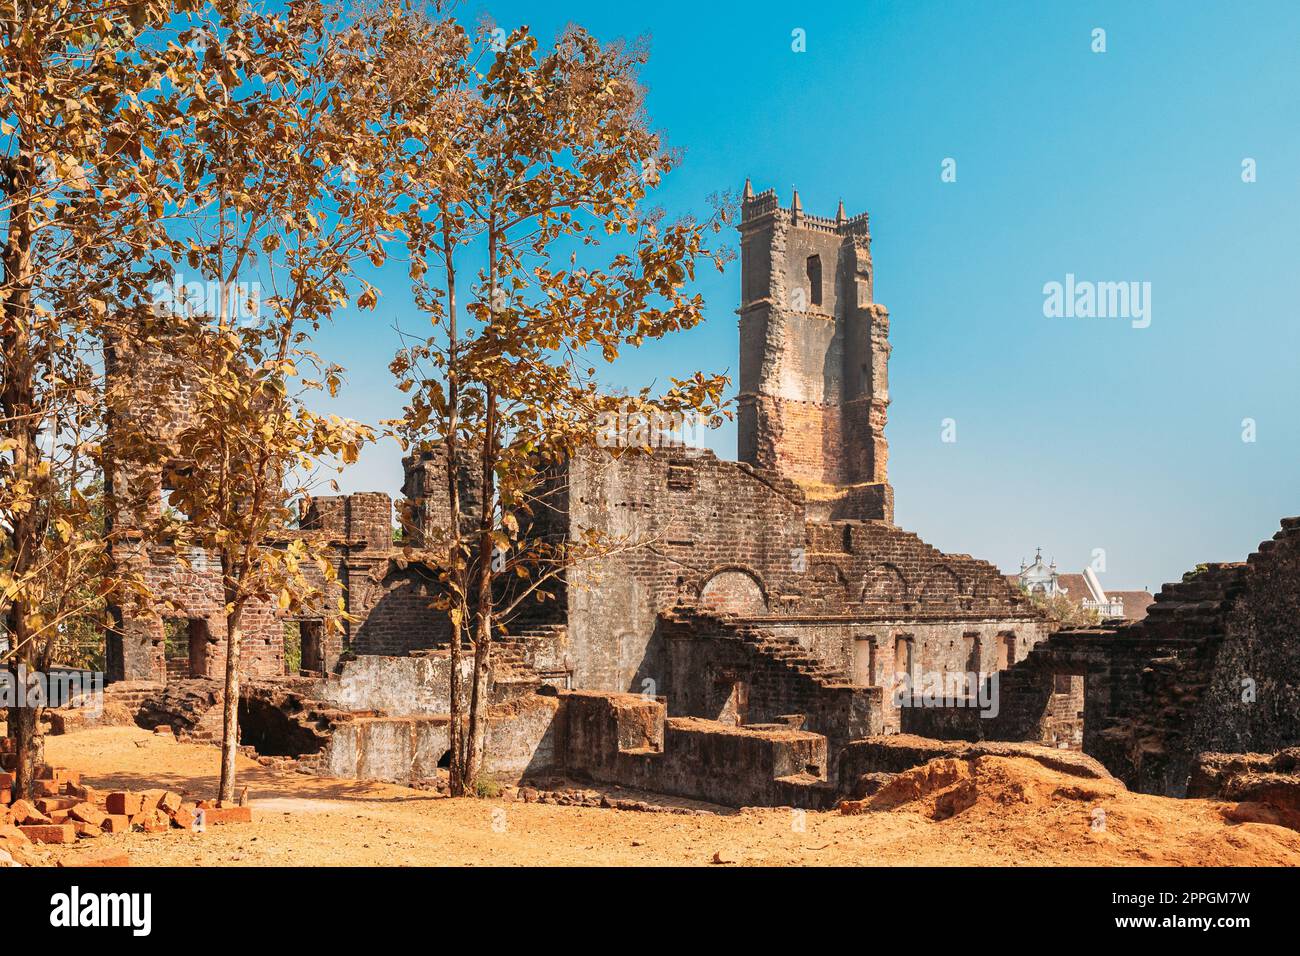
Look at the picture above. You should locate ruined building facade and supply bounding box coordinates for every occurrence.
[361,188,1051,752]
[910,518,1300,796]
[99,187,1300,804]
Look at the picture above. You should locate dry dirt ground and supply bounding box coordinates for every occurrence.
[36,726,1300,867]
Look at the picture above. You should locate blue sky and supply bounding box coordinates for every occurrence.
[315,0,1300,591]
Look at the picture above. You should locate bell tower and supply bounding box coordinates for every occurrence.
[736,181,893,522]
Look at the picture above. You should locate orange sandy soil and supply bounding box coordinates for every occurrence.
[34,726,1300,867]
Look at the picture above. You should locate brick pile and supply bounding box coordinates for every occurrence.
[1,736,252,865]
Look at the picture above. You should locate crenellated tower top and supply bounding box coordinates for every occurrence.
[740,184,872,237]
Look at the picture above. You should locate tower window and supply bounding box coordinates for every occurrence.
[806,254,822,307]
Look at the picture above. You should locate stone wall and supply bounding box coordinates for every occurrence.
[345,560,452,657]
[316,653,476,715]
[317,694,559,784]
[557,447,1045,711]
[104,499,392,682]
[906,517,1300,796]
[562,449,810,691]
[554,690,832,808]
[1189,518,1300,760]
[301,492,393,552]
[106,540,284,682]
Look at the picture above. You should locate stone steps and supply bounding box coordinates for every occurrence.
[492,624,567,686]
[744,634,853,689]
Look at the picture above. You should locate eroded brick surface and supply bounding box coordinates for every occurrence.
[905,519,1300,795]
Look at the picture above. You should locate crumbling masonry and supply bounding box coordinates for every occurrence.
[907,519,1300,796]
[98,186,1299,805]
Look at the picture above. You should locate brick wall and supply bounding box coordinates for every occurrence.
[104,336,384,682]
[904,516,1300,795]
[106,539,283,682]
[348,560,452,657]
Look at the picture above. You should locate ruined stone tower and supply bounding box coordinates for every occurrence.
[737,182,893,522]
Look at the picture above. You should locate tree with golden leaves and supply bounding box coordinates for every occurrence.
[0,0,203,799]
[148,0,438,803]
[389,20,732,795]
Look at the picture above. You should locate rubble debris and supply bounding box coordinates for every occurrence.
[839,754,1124,822]
[1,734,254,854]
[1192,750,1300,832]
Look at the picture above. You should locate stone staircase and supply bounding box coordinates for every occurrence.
[389,617,568,694]
[737,629,855,690]
[492,624,569,689]
[495,624,564,666]
[661,608,878,747]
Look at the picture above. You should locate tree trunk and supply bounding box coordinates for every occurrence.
[2,128,41,801]
[2,568,43,802]
[7,698,44,800]
[462,221,503,794]
[446,613,465,795]
[217,601,244,804]
[5,603,47,798]
[441,215,467,796]
[464,382,497,790]
[463,624,492,788]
